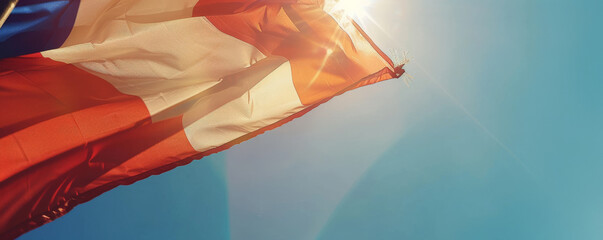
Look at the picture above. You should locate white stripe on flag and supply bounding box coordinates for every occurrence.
[183,57,304,152]
[42,16,268,118]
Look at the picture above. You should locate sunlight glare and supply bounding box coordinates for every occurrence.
[330,0,373,19]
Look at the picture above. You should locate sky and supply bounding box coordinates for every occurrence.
[19,0,603,239]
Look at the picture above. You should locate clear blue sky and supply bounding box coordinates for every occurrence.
[20,0,603,239]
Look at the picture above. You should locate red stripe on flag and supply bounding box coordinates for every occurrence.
[0,55,197,238]
[0,54,150,182]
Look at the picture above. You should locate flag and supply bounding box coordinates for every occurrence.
[0,0,404,238]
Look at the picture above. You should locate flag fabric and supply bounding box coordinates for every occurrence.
[0,0,404,238]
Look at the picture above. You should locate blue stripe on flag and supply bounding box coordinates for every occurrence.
[0,0,80,58]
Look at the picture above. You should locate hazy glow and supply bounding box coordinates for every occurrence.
[330,0,373,19]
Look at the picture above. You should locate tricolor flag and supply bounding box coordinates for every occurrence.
[0,0,404,238]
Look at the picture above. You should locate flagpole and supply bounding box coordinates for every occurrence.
[0,0,19,29]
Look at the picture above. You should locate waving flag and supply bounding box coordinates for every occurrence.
[0,0,404,238]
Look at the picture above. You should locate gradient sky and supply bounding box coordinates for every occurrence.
[19,0,603,239]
